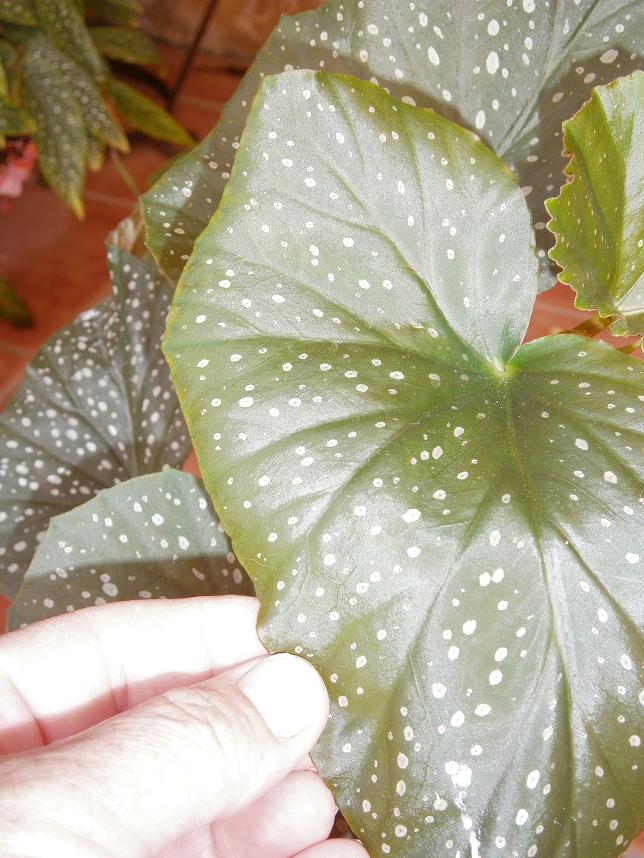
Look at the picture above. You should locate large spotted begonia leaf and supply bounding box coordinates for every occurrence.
[164,72,644,858]
[143,0,643,288]
[0,215,191,601]
[546,71,644,337]
[8,470,253,630]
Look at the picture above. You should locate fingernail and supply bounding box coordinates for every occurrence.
[237,653,327,739]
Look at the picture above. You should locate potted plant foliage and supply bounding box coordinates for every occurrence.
[1,2,642,856]
[0,0,192,215]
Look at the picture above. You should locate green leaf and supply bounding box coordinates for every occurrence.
[0,212,191,601]
[107,78,193,147]
[0,93,36,134]
[86,133,105,170]
[8,471,253,629]
[34,0,104,79]
[546,72,644,337]
[32,35,128,153]
[0,39,16,96]
[0,21,34,44]
[0,278,33,326]
[85,0,141,26]
[143,0,643,286]
[0,0,36,26]
[164,71,644,858]
[90,24,162,67]
[21,39,87,215]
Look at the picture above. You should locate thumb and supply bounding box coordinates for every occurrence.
[0,653,329,858]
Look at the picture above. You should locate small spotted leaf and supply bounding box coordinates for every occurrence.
[0,94,36,135]
[90,25,163,68]
[546,71,644,337]
[0,39,17,96]
[21,38,87,215]
[0,0,37,26]
[8,471,253,629]
[165,72,644,858]
[107,78,194,148]
[0,213,191,600]
[84,0,141,27]
[86,133,106,171]
[30,35,129,153]
[0,278,33,326]
[33,0,104,79]
[143,0,643,286]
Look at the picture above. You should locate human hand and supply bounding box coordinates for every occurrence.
[0,596,368,858]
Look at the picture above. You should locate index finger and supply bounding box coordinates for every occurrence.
[0,595,264,753]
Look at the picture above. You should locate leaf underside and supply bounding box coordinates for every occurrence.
[546,71,644,337]
[0,213,191,601]
[8,471,253,630]
[164,71,644,858]
[143,0,643,288]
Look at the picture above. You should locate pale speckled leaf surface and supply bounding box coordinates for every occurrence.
[33,0,104,79]
[29,34,128,153]
[143,0,643,287]
[8,471,253,630]
[546,71,644,336]
[21,37,87,215]
[0,221,190,601]
[164,72,644,858]
[0,0,36,26]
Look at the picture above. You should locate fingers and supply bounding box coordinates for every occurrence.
[295,841,370,858]
[0,595,264,751]
[0,653,329,858]
[216,770,337,858]
[159,770,337,858]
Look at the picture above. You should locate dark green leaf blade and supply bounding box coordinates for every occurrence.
[107,78,193,147]
[0,39,18,96]
[34,0,104,78]
[143,0,643,285]
[33,35,129,152]
[8,471,253,629]
[86,133,106,170]
[90,24,162,67]
[0,212,191,601]
[0,94,36,134]
[21,38,87,215]
[164,71,644,858]
[0,0,36,26]
[0,278,33,326]
[85,0,141,26]
[546,71,644,336]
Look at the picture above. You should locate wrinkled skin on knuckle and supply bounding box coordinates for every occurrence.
[148,683,269,786]
[0,748,136,858]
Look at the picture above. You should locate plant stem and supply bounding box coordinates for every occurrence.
[559,313,616,339]
[111,150,140,199]
[617,338,643,355]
